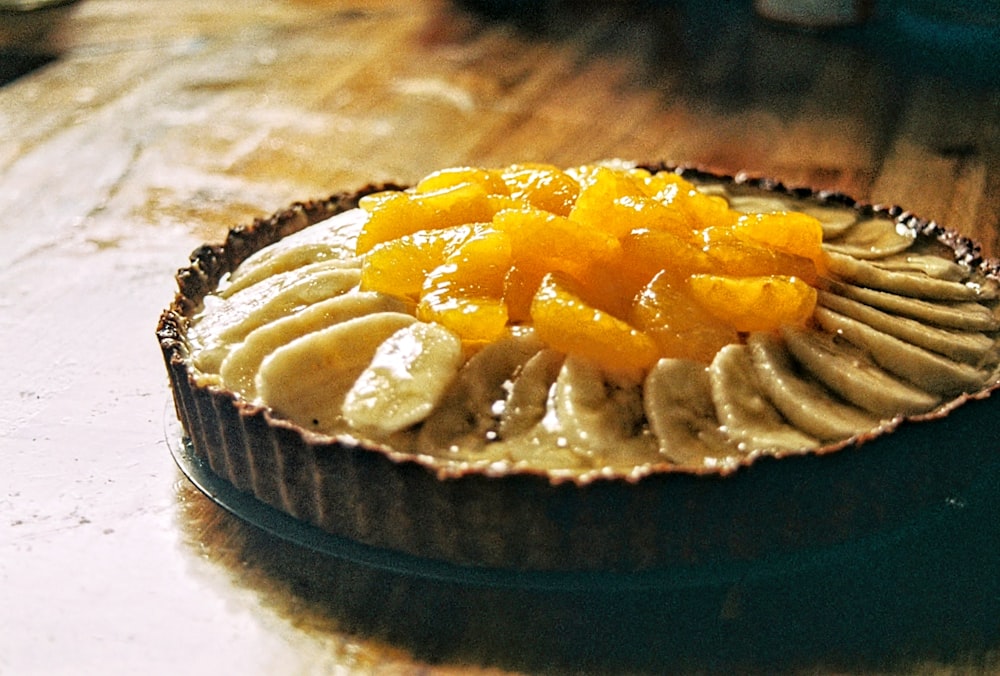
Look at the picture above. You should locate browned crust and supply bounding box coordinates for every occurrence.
[157,166,1000,572]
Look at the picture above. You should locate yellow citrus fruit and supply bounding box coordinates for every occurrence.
[629,271,740,363]
[501,164,580,216]
[356,181,493,254]
[356,162,829,371]
[687,274,817,332]
[530,273,659,374]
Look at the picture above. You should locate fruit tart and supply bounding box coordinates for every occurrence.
[158,161,1000,571]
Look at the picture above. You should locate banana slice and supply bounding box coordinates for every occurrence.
[823,217,914,259]
[257,312,416,435]
[417,329,544,451]
[498,349,565,439]
[644,358,739,467]
[192,265,362,371]
[547,356,644,446]
[826,280,1000,331]
[220,291,409,399]
[781,326,939,416]
[709,344,817,452]
[727,195,794,215]
[869,253,970,282]
[818,291,998,366]
[221,251,361,299]
[814,306,989,395]
[545,356,655,466]
[220,209,366,296]
[826,251,990,301]
[801,204,858,239]
[342,322,464,436]
[747,332,878,442]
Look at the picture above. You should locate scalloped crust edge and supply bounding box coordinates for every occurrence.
[156,166,1000,572]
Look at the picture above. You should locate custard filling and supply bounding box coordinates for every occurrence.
[188,162,1000,476]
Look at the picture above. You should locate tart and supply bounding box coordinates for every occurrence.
[158,161,1000,572]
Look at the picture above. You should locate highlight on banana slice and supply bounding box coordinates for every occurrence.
[186,161,1000,474]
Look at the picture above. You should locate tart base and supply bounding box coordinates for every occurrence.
[158,167,1000,572]
[167,406,999,588]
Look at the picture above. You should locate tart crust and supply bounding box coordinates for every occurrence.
[158,165,1000,572]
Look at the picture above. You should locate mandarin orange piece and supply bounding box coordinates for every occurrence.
[631,169,696,196]
[567,164,666,191]
[688,274,817,332]
[640,171,711,234]
[569,255,640,320]
[415,227,512,343]
[567,166,641,234]
[569,166,688,239]
[355,181,492,254]
[415,166,509,196]
[703,240,819,285]
[530,273,659,374]
[493,206,621,283]
[629,271,740,363]
[641,170,698,201]
[417,291,509,344]
[503,264,544,323]
[679,191,740,230]
[417,181,493,220]
[620,228,713,290]
[438,225,512,296]
[356,191,427,255]
[729,211,826,268]
[358,189,401,213]
[502,255,632,324]
[501,164,580,216]
[488,194,530,213]
[360,224,476,298]
[564,163,603,188]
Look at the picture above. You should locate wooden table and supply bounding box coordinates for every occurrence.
[3,0,999,673]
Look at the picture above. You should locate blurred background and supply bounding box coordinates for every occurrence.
[2,0,999,86]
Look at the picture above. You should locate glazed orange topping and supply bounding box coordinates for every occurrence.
[357,163,825,372]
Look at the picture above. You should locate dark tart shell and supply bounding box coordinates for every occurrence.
[157,166,1000,572]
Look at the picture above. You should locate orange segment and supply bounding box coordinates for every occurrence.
[415,166,509,195]
[493,206,621,283]
[569,166,693,239]
[679,191,740,230]
[704,240,819,285]
[687,274,817,332]
[531,273,659,374]
[360,224,476,299]
[355,181,492,254]
[640,170,698,201]
[488,194,530,213]
[620,228,713,290]
[630,271,740,364]
[417,292,509,344]
[729,211,826,270]
[503,264,544,324]
[415,226,512,344]
[501,164,580,216]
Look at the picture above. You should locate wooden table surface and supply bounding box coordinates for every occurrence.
[3,0,999,673]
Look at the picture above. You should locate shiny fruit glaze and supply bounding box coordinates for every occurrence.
[356,163,825,373]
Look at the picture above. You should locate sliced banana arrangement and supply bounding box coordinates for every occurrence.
[187,176,1000,474]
